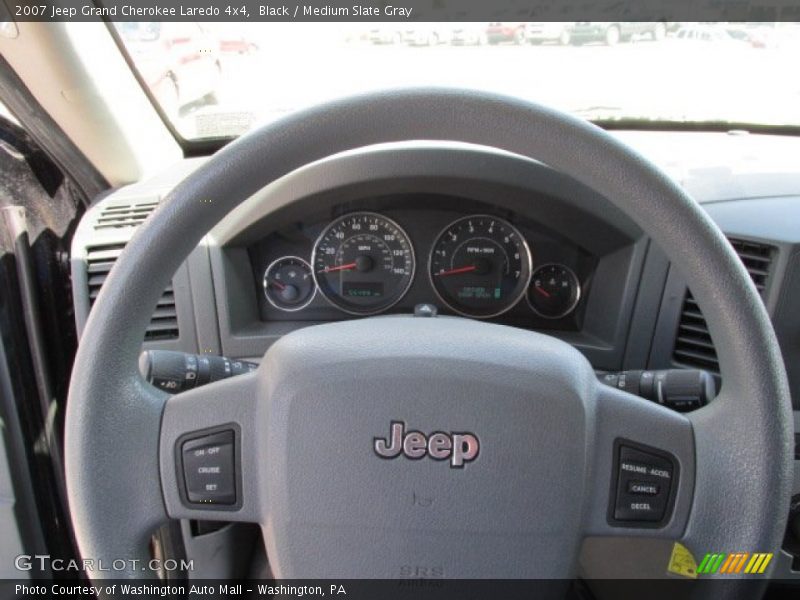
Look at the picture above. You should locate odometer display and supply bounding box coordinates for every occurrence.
[312,212,415,315]
[429,215,532,318]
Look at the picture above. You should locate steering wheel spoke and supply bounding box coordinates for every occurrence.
[159,369,263,524]
[583,383,695,540]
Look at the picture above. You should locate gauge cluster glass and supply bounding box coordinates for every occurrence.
[260,211,584,323]
[263,256,316,312]
[428,215,532,318]
[527,263,582,319]
[311,212,415,315]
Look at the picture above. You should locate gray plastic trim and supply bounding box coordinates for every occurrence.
[187,238,222,355]
[622,241,670,370]
[211,142,639,247]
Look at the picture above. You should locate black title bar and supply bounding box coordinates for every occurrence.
[4,0,800,22]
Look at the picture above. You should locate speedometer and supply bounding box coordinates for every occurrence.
[429,215,532,318]
[312,212,415,315]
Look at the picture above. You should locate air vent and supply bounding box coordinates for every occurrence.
[727,238,773,293]
[672,291,720,373]
[86,244,179,341]
[672,238,775,374]
[94,200,158,230]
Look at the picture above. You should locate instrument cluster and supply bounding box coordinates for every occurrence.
[253,207,594,328]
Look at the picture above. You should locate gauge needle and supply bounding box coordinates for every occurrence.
[321,262,358,273]
[436,265,478,277]
[268,278,286,291]
[534,286,551,298]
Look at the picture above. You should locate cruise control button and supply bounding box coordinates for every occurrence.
[620,446,674,480]
[614,497,664,522]
[627,481,660,496]
[619,461,649,476]
[612,443,677,525]
[647,466,672,480]
[182,430,236,505]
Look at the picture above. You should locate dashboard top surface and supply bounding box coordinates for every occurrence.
[103,130,800,208]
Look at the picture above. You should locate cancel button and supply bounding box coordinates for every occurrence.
[627,481,659,496]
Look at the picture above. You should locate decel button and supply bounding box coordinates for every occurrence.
[182,430,236,505]
[616,498,662,520]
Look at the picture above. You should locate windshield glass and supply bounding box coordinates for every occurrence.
[115,22,800,140]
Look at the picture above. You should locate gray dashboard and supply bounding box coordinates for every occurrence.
[70,131,800,577]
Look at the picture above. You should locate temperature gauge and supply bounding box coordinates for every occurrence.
[263,256,316,312]
[527,264,581,319]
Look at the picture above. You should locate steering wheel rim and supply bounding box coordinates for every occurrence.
[65,89,792,587]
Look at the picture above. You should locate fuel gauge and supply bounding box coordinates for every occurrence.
[264,256,316,311]
[527,264,581,319]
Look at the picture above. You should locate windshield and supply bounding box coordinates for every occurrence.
[115,22,800,141]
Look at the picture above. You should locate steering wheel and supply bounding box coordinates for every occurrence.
[65,89,792,587]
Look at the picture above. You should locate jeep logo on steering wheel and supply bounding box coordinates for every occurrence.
[373,421,480,468]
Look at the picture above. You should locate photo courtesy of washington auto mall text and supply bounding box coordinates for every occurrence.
[14,583,347,598]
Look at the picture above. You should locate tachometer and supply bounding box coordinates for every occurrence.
[312,212,415,315]
[429,215,532,318]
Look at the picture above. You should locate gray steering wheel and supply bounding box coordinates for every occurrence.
[65,89,792,586]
